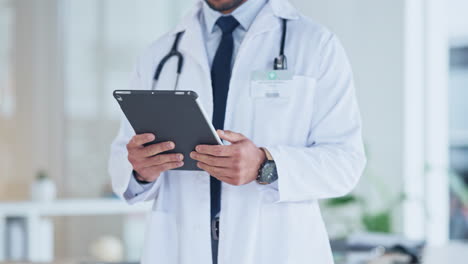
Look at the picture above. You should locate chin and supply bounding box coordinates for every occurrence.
[205,0,245,12]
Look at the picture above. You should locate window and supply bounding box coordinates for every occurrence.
[62,0,178,197]
[0,0,15,118]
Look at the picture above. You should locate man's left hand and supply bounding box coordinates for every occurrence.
[190,130,266,186]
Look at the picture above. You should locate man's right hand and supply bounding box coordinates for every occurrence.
[127,133,184,183]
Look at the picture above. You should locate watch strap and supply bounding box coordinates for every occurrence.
[260,147,274,161]
[256,148,277,185]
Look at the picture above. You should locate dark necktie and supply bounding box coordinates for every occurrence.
[210,15,239,221]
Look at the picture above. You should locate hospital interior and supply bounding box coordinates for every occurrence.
[0,0,468,263]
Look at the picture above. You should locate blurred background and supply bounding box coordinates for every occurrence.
[0,0,467,263]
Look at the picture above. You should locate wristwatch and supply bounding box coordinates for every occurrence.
[256,147,278,185]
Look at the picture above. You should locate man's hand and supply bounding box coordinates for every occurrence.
[190,130,266,186]
[127,133,184,183]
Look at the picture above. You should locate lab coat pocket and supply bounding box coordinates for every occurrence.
[141,210,178,264]
[252,75,317,146]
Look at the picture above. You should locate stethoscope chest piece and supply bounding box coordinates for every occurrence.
[274,54,287,70]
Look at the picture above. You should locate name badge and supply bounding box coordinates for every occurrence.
[250,70,293,98]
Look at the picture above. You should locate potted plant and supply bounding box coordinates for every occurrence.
[30,170,57,202]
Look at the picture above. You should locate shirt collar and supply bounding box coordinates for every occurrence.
[202,0,268,33]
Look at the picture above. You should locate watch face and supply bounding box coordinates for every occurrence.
[259,161,278,184]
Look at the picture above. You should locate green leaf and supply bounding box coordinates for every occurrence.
[362,212,391,233]
[37,170,48,180]
[325,195,358,207]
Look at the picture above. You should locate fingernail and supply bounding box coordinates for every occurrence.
[178,161,184,167]
[196,146,200,152]
[148,134,155,140]
[178,154,184,160]
[167,142,174,148]
[218,130,224,135]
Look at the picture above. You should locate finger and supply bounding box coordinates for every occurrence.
[196,162,232,178]
[189,152,231,167]
[213,176,242,186]
[136,153,184,170]
[137,141,175,158]
[140,161,184,176]
[208,172,243,186]
[217,130,245,143]
[128,133,155,148]
[157,161,185,172]
[195,144,234,157]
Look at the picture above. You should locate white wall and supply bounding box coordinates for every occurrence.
[448,0,468,43]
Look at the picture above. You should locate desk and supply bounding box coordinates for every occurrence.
[0,199,151,262]
[423,242,468,264]
[342,242,468,264]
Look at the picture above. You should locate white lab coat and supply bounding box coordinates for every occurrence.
[109,0,366,263]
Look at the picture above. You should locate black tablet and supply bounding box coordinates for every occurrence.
[113,90,222,171]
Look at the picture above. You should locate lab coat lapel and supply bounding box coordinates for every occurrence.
[241,0,299,38]
[225,0,300,131]
[172,2,214,119]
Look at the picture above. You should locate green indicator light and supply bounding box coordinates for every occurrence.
[268,71,277,80]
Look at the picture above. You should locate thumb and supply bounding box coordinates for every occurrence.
[217,130,245,143]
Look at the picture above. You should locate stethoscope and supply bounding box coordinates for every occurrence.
[152,19,288,91]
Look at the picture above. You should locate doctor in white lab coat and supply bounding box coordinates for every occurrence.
[109,0,366,263]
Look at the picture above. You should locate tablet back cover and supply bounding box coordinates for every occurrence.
[114,90,220,171]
